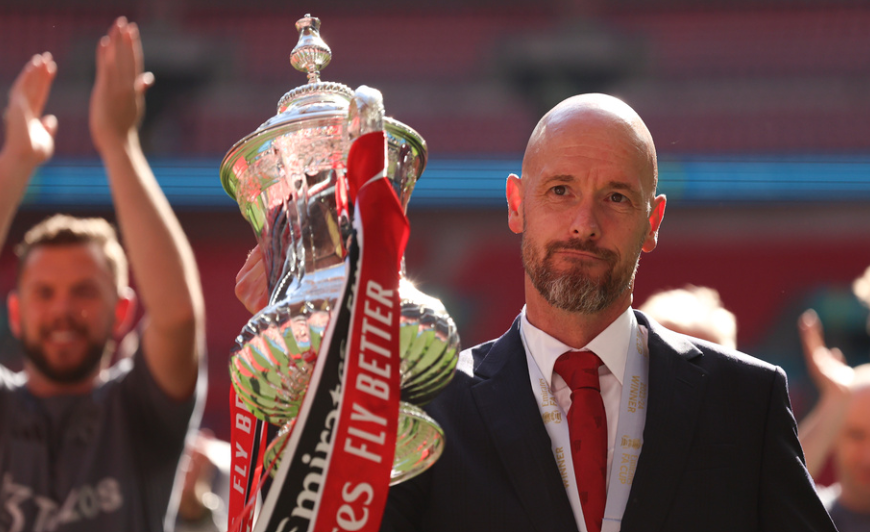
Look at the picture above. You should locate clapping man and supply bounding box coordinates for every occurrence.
[0,18,204,531]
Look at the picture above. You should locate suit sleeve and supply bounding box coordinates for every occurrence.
[379,468,429,532]
[758,366,836,531]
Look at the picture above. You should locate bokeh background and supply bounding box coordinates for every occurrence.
[2,0,870,472]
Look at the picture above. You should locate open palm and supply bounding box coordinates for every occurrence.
[4,52,57,167]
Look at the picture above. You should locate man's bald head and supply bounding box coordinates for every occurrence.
[506,93,667,324]
[522,94,658,203]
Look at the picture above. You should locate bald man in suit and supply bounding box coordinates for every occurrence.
[379,94,835,532]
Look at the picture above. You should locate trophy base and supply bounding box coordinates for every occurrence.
[263,401,444,485]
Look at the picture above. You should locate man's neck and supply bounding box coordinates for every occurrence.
[523,277,632,349]
[24,365,99,397]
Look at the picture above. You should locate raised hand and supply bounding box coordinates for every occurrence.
[2,52,58,168]
[87,17,204,401]
[796,309,857,477]
[798,309,854,398]
[236,246,270,314]
[0,52,58,251]
[89,17,154,153]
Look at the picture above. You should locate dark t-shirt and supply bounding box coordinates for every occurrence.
[0,348,198,532]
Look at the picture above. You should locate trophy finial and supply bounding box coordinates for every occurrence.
[291,14,331,84]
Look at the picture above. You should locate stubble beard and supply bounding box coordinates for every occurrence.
[20,318,111,384]
[522,235,643,314]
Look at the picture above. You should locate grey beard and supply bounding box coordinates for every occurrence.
[523,236,639,314]
[534,261,636,314]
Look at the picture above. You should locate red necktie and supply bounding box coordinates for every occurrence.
[554,351,607,532]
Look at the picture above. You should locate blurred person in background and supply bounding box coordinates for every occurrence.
[638,285,737,350]
[797,266,870,531]
[0,17,204,532]
[176,431,230,532]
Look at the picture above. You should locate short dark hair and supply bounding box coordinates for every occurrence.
[16,214,128,292]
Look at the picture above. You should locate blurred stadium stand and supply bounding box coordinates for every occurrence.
[1,0,869,438]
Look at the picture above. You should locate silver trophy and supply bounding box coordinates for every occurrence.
[219,14,459,484]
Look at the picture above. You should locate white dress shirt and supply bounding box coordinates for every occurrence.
[520,306,634,490]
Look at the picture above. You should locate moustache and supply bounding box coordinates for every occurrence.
[544,239,618,264]
[38,315,90,339]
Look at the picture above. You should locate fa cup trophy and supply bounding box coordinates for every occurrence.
[219,14,459,532]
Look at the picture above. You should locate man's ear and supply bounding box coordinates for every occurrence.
[642,194,667,253]
[506,173,524,235]
[7,291,21,338]
[113,287,137,337]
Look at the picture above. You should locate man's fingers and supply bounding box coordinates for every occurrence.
[798,308,820,331]
[235,270,269,314]
[24,53,56,116]
[237,253,267,286]
[35,55,56,114]
[41,115,58,138]
[127,22,146,78]
[235,247,269,314]
[11,53,55,114]
[237,246,264,280]
[110,16,126,39]
[247,245,262,261]
[136,72,155,93]
[798,309,825,355]
[111,20,138,85]
[102,32,118,82]
[236,246,265,283]
[11,54,39,96]
[799,310,855,392]
[95,35,109,65]
[236,261,266,288]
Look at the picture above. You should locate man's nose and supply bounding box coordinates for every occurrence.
[48,293,77,317]
[569,198,601,240]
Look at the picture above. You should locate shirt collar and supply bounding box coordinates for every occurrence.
[520,306,634,387]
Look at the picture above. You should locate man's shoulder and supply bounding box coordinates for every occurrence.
[456,339,497,378]
[689,335,778,375]
[0,366,25,430]
[423,323,521,414]
[455,318,522,379]
[90,356,136,400]
[639,309,780,378]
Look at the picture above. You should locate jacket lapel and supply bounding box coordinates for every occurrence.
[620,311,709,532]
[470,318,579,532]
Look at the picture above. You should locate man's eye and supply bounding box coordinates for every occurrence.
[552,185,567,196]
[610,193,626,203]
[73,285,99,299]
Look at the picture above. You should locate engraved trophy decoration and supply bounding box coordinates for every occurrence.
[219,15,459,526]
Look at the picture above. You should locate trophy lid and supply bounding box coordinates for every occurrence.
[219,14,427,206]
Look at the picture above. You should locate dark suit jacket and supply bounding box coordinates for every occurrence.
[381,311,836,532]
